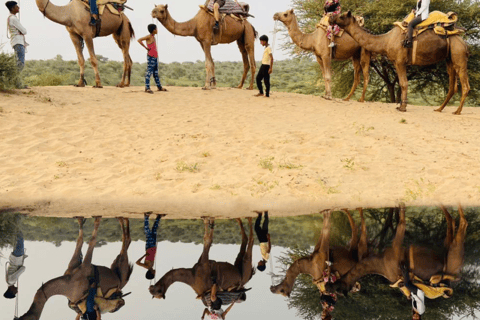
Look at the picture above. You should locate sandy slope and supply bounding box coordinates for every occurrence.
[0,86,479,218]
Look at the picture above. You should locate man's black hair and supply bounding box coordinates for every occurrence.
[146,269,155,280]
[320,294,336,307]
[3,288,16,299]
[259,35,269,42]
[257,264,266,272]
[148,24,157,34]
[211,297,223,310]
[5,1,17,12]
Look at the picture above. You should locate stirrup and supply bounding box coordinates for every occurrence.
[213,21,220,30]
[403,39,413,48]
[210,77,216,86]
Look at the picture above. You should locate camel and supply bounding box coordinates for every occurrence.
[18,217,133,320]
[274,9,371,101]
[35,0,135,88]
[149,217,254,301]
[270,208,368,298]
[330,206,468,296]
[331,12,470,114]
[152,4,257,90]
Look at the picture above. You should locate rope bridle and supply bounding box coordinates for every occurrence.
[39,0,50,17]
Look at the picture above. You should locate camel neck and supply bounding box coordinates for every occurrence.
[160,11,196,37]
[342,255,392,286]
[286,16,317,52]
[35,0,73,27]
[344,22,390,56]
[282,257,319,291]
[158,268,196,293]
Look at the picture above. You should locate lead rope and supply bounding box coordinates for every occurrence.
[270,20,280,54]
[14,278,19,320]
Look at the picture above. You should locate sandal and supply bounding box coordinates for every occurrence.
[157,87,167,92]
[145,88,154,94]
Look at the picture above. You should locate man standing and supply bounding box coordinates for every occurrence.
[5,1,28,88]
[254,211,270,272]
[4,230,27,299]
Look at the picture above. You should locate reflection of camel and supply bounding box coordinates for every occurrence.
[274,10,371,101]
[18,217,133,320]
[152,4,257,90]
[149,217,254,299]
[270,209,368,297]
[332,206,467,294]
[331,12,470,114]
[35,0,134,88]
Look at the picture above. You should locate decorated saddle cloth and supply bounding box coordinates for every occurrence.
[69,287,125,314]
[201,288,249,307]
[204,0,249,16]
[316,15,365,38]
[394,11,464,38]
[81,0,127,16]
[390,274,458,299]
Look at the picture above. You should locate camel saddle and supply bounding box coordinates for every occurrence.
[394,11,465,39]
[316,15,365,38]
[80,0,127,16]
[69,287,126,314]
[200,0,253,19]
[390,273,458,299]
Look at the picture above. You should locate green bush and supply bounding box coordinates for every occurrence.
[24,72,69,86]
[0,50,18,90]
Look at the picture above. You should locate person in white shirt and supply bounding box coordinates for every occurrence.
[402,263,425,319]
[5,1,28,88]
[404,0,431,48]
[4,230,27,299]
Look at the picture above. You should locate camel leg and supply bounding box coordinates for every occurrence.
[84,37,103,88]
[392,205,406,258]
[452,64,470,115]
[199,217,214,264]
[236,39,249,89]
[395,64,408,112]
[65,217,86,275]
[320,56,333,100]
[343,53,361,102]
[359,49,371,103]
[82,216,102,266]
[244,25,256,90]
[201,43,216,90]
[68,32,86,87]
[234,218,248,272]
[110,218,132,289]
[313,210,332,255]
[444,206,468,276]
[241,218,255,285]
[113,34,131,88]
[434,60,457,113]
[357,208,368,261]
[342,209,358,252]
[440,206,455,250]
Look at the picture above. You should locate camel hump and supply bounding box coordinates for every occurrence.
[204,0,250,16]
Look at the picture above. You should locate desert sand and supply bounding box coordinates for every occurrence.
[0,86,479,218]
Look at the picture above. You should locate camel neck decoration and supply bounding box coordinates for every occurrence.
[35,0,134,88]
[150,217,255,301]
[271,209,368,297]
[331,11,470,114]
[19,217,132,320]
[152,4,257,90]
[274,9,371,101]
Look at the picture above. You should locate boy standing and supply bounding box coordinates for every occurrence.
[255,35,273,98]
[254,211,270,272]
[5,1,28,88]
[138,24,167,94]
[136,213,165,280]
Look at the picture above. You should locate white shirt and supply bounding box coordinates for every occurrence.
[416,0,430,20]
[7,14,27,47]
[412,289,425,315]
[5,253,27,286]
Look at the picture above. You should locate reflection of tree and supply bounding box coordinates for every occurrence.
[277,207,480,320]
[0,211,21,255]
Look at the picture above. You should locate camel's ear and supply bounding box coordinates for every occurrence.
[289,9,294,14]
[347,11,352,17]
[165,4,168,9]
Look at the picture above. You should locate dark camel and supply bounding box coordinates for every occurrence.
[270,208,368,297]
[149,217,255,300]
[331,206,467,294]
[18,217,133,320]
[152,4,257,90]
[274,9,371,101]
[331,12,470,114]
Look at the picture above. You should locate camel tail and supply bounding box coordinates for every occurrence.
[114,263,134,288]
[116,17,135,40]
[252,25,258,39]
[128,20,135,39]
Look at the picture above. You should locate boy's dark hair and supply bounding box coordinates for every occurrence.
[5,1,17,12]
[320,294,336,307]
[148,24,157,34]
[3,287,16,299]
[211,297,223,310]
[259,35,269,42]
[257,264,266,272]
[146,270,155,280]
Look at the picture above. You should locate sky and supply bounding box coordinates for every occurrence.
[0,0,293,63]
[0,240,300,320]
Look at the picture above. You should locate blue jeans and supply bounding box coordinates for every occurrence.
[13,44,25,72]
[145,56,162,90]
[12,231,24,257]
[89,0,99,15]
[144,215,161,250]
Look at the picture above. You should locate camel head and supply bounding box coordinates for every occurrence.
[329,11,355,28]
[270,282,291,298]
[152,4,168,22]
[149,284,166,299]
[273,9,295,26]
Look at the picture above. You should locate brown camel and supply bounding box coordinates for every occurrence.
[331,12,470,114]
[270,208,368,297]
[331,206,467,295]
[35,0,135,88]
[152,4,257,90]
[18,217,133,320]
[149,217,254,300]
[274,9,371,101]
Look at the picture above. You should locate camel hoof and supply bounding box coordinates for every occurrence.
[116,83,125,88]
[73,84,85,88]
[322,95,332,100]
[433,108,442,113]
[453,112,461,115]
[343,98,350,102]
[357,99,365,103]
[93,86,103,89]
[396,107,407,112]
[202,87,210,90]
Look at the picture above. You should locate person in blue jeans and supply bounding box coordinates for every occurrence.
[89,0,99,26]
[5,1,28,88]
[4,229,27,299]
[136,213,165,279]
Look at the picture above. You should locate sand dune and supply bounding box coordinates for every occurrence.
[1,86,479,218]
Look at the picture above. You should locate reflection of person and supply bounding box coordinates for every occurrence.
[324,0,341,47]
[4,230,27,299]
[254,211,270,272]
[405,0,430,48]
[89,0,99,26]
[5,1,28,88]
[136,213,164,279]
[201,282,237,320]
[75,281,101,320]
[402,264,425,319]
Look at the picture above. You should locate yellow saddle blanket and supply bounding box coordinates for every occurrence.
[394,11,464,38]
[390,274,458,299]
[81,0,127,16]
[70,287,125,314]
